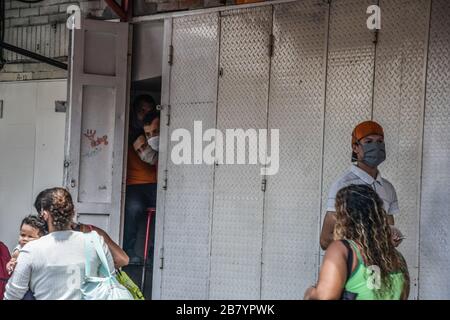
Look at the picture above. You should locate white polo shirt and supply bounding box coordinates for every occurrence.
[326,164,399,215]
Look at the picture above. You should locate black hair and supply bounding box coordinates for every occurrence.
[21,215,47,236]
[129,95,157,143]
[132,95,156,114]
[34,188,75,231]
[143,111,160,126]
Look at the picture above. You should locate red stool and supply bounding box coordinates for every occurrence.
[141,207,156,293]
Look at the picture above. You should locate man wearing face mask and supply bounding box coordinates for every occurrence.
[141,112,160,164]
[320,120,404,250]
[124,96,159,264]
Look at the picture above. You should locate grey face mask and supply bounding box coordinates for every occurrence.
[360,141,386,167]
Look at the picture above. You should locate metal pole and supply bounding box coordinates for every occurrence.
[104,0,128,21]
[141,208,155,293]
[0,41,68,70]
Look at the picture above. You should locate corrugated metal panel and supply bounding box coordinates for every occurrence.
[419,0,450,300]
[261,0,328,299]
[372,0,430,299]
[3,23,68,63]
[320,0,376,255]
[156,0,450,299]
[161,13,220,300]
[43,24,50,58]
[209,6,272,299]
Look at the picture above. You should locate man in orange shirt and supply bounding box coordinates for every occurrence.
[124,95,159,264]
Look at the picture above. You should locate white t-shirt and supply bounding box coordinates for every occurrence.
[4,230,114,300]
[326,164,399,215]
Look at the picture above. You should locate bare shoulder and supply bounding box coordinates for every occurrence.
[324,240,348,260]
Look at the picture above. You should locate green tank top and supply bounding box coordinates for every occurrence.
[344,240,405,300]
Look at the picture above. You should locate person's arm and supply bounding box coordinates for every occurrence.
[6,250,19,275]
[94,231,116,274]
[387,215,395,225]
[304,241,348,300]
[4,248,33,300]
[320,211,336,250]
[320,181,341,250]
[399,254,410,300]
[133,135,158,165]
[11,250,19,259]
[400,270,410,300]
[387,206,405,247]
[90,226,129,269]
[76,224,129,269]
[387,186,405,247]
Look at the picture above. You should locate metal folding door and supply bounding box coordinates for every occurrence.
[159,13,220,299]
[419,0,450,300]
[209,6,273,299]
[319,0,376,260]
[372,0,431,299]
[261,0,329,299]
[156,0,450,300]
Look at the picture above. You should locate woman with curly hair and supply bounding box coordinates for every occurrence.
[305,184,409,300]
[33,192,128,269]
[4,188,115,300]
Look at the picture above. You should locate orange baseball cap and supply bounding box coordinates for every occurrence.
[352,121,384,145]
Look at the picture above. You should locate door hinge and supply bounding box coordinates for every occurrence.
[261,178,267,192]
[162,169,168,190]
[219,67,224,77]
[166,105,171,126]
[372,30,379,44]
[159,247,164,270]
[269,34,275,58]
[168,45,174,65]
[63,159,70,188]
[156,104,171,126]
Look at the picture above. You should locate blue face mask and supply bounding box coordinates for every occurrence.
[360,141,386,167]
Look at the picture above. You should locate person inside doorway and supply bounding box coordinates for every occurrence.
[320,120,404,250]
[124,95,159,264]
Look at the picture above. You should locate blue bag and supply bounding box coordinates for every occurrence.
[81,232,133,300]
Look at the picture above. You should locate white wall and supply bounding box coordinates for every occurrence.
[132,21,164,82]
[0,80,67,251]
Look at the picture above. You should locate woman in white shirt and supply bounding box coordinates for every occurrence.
[4,187,114,300]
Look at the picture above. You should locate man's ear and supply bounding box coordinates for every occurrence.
[41,210,50,222]
[352,143,359,154]
[352,142,363,161]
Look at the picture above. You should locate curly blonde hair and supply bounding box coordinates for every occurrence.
[334,184,408,297]
[34,188,75,231]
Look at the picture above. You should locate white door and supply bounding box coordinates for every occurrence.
[261,0,329,299]
[209,6,273,300]
[0,80,67,251]
[156,14,220,300]
[65,19,131,243]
